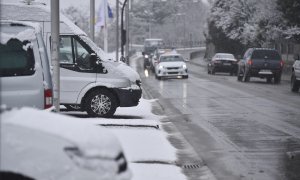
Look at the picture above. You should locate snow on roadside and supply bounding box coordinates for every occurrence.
[129,164,187,180]
[86,99,177,162]
[82,98,187,180]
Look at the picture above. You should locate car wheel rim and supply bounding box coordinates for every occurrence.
[90,94,111,115]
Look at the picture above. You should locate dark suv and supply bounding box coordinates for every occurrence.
[237,48,284,83]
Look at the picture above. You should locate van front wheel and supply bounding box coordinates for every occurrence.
[85,89,117,118]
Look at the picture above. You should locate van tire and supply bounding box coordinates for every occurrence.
[85,89,117,118]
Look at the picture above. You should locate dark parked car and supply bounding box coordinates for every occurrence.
[237,48,284,83]
[142,38,164,69]
[291,54,300,92]
[208,53,238,75]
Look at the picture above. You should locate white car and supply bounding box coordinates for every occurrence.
[0,108,131,180]
[155,53,188,79]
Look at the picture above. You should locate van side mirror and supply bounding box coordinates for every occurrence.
[142,52,145,56]
[90,53,98,66]
[294,54,300,61]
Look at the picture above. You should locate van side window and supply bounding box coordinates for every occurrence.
[0,39,35,77]
[74,39,91,70]
[59,37,73,64]
[58,36,92,70]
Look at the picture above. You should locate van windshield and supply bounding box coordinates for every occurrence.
[80,35,108,61]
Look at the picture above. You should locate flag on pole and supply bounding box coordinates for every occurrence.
[95,0,113,31]
[108,4,113,18]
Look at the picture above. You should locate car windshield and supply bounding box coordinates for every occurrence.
[252,50,281,60]
[160,55,184,62]
[144,40,163,47]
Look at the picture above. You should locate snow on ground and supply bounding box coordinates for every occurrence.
[62,98,187,180]
[129,164,187,180]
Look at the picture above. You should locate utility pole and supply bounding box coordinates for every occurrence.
[125,0,129,64]
[90,0,95,41]
[51,0,60,112]
[116,0,119,61]
[121,0,128,61]
[104,0,108,52]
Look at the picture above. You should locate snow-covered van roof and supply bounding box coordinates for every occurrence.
[1,3,87,36]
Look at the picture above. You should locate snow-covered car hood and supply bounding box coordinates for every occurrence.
[158,61,186,68]
[1,108,122,158]
[1,107,131,180]
[103,61,141,82]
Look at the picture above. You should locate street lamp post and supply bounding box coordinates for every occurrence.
[121,0,128,62]
[90,0,95,41]
[116,0,119,62]
[51,0,60,112]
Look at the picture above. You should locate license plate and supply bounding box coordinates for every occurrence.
[223,63,231,66]
[259,69,272,74]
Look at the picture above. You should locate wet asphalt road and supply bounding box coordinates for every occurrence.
[133,55,300,180]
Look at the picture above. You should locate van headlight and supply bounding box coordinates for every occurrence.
[182,64,187,69]
[144,55,149,58]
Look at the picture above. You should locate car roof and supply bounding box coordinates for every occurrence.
[250,48,277,51]
[215,53,234,56]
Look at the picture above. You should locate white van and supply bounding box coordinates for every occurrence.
[1,3,142,117]
[0,20,53,109]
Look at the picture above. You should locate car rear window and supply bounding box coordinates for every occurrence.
[160,55,184,62]
[0,39,35,77]
[218,54,234,59]
[252,50,281,60]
